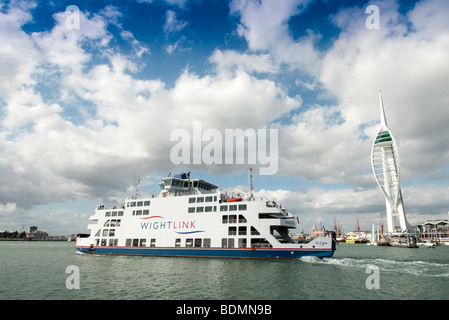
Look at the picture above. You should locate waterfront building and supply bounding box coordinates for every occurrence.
[416,219,449,241]
[371,91,411,234]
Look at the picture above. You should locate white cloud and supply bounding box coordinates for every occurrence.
[0,1,40,98]
[0,2,299,217]
[1,0,448,235]
[163,9,187,34]
[230,0,320,76]
[209,49,278,75]
[32,9,111,69]
[227,0,449,227]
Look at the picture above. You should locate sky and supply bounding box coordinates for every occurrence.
[1,0,449,235]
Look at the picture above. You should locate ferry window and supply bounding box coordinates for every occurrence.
[175,239,181,247]
[144,201,150,206]
[189,198,196,203]
[101,239,107,246]
[109,239,117,247]
[132,239,139,247]
[109,229,115,237]
[150,239,156,247]
[203,238,211,247]
[221,238,227,248]
[205,206,212,212]
[140,239,146,247]
[126,239,132,246]
[136,210,142,215]
[193,181,198,187]
[251,226,260,235]
[112,211,117,217]
[222,215,228,224]
[205,196,213,202]
[188,207,195,213]
[105,212,111,217]
[102,229,108,237]
[194,239,202,247]
[95,239,100,246]
[137,201,143,207]
[104,220,110,227]
[228,238,234,248]
[110,220,116,227]
[186,239,193,247]
[229,205,237,211]
[238,215,247,223]
[220,205,228,212]
[143,210,149,215]
[214,206,217,212]
[239,204,247,211]
[251,238,271,248]
[116,219,121,227]
[132,210,135,216]
[238,238,247,248]
[214,196,217,202]
[95,230,101,237]
[196,207,203,213]
[228,227,237,236]
[130,202,136,207]
[118,211,124,216]
[229,215,237,223]
[238,226,247,235]
[197,197,204,203]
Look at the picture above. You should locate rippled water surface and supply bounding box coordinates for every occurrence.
[1,241,448,299]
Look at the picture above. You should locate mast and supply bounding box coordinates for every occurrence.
[248,167,255,201]
[134,179,141,199]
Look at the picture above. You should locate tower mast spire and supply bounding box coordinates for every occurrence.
[371,91,410,234]
[379,90,388,128]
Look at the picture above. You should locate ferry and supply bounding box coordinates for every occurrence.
[76,172,336,259]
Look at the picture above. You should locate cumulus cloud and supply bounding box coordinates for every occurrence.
[209,49,278,75]
[1,0,448,234]
[227,0,449,228]
[230,0,320,76]
[0,2,299,218]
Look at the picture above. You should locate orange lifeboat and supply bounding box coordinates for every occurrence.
[226,197,243,202]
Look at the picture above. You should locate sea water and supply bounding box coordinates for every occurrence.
[1,241,448,300]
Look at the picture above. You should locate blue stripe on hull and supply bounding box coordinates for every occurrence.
[76,246,334,259]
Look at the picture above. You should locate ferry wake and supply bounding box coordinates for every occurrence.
[76,172,336,259]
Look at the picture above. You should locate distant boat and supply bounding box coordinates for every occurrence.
[346,234,364,244]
